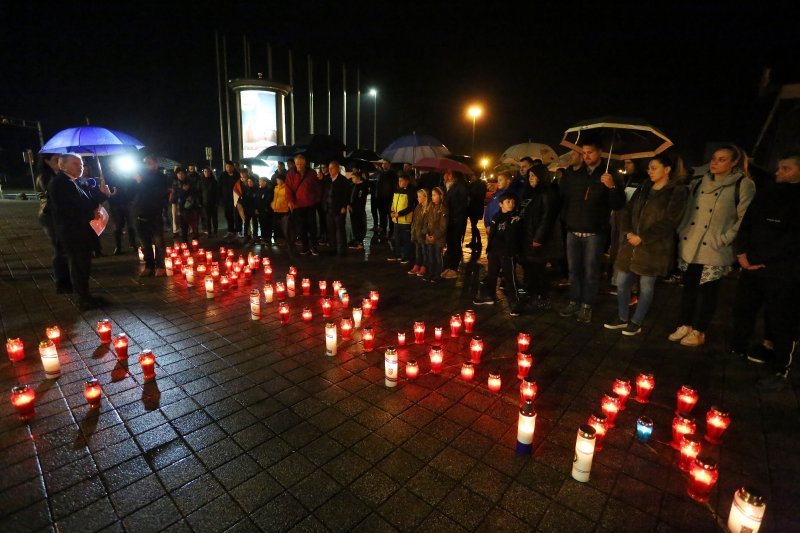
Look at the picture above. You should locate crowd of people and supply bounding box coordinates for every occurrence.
[34,142,800,391]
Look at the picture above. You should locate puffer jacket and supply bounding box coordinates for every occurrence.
[423,202,448,245]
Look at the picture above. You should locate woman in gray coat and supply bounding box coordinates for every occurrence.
[604,155,688,335]
[668,145,755,347]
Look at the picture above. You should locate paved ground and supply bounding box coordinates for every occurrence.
[0,199,796,532]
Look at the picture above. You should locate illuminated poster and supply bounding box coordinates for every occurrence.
[240,90,278,158]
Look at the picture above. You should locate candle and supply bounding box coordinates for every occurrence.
[191,239,198,250]
[6,338,24,362]
[406,360,419,380]
[601,392,620,427]
[173,257,183,278]
[463,310,476,333]
[321,297,333,318]
[572,425,597,482]
[138,247,145,263]
[611,378,631,410]
[180,242,188,250]
[263,283,274,303]
[319,280,327,296]
[264,265,273,281]
[219,275,230,291]
[84,378,102,409]
[520,378,538,404]
[262,257,270,268]
[10,385,36,421]
[203,275,214,298]
[302,307,313,322]
[238,256,245,267]
[517,352,532,379]
[286,275,296,297]
[727,487,766,533]
[587,412,608,451]
[185,265,194,286]
[352,308,363,329]
[288,266,297,276]
[113,334,129,359]
[461,362,475,381]
[676,385,699,414]
[229,272,239,289]
[301,278,311,296]
[635,373,655,403]
[429,345,443,374]
[488,372,502,392]
[517,332,531,354]
[679,434,702,472]
[340,291,350,308]
[211,262,220,278]
[139,350,156,380]
[97,319,112,344]
[206,251,213,264]
[362,327,374,352]
[449,314,462,337]
[469,336,484,364]
[671,413,696,449]
[243,265,252,280]
[227,249,234,258]
[636,416,654,443]
[413,322,426,344]
[219,246,226,257]
[516,399,536,454]
[46,326,62,348]
[250,289,261,319]
[362,299,372,318]
[434,327,443,341]
[705,406,731,444]
[186,256,195,267]
[340,319,353,340]
[332,280,342,294]
[39,340,60,379]
[384,347,398,387]
[396,332,406,346]
[369,290,379,310]
[164,256,174,276]
[278,302,290,325]
[275,281,286,300]
[325,322,337,356]
[688,457,718,502]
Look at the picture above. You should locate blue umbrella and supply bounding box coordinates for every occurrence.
[40,126,145,156]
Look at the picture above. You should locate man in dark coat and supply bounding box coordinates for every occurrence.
[373,159,397,239]
[441,171,469,278]
[322,161,352,257]
[47,153,110,310]
[199,167,219,235]
[132,155,169,277]
[467,174,487,250]
[219,161,240,236]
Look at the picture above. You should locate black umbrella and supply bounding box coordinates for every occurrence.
[295,134,347,165]
[256,145,298,161]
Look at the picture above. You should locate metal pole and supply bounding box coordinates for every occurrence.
[215,31,226,165]
[471,117,476,156]
[308,54,314,134]
[342,65,347,146]
[356,68,361,148]
[327,60,331,135]
[243,35,248,78]
[289,50,295,145]
[373,94,377,152]
[223,36,232,160]
[267,43,273,80]
[36,121,44,148]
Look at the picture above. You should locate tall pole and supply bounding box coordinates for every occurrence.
[326,60,331,135]
[356,68,361,148]
[342,64,347,146]
[223,35,232,161]
[372,91,378,152]
[215,31,226,165]
[308,55,314,134]
[243,35,248,78]
[471,116,476,156]
[289,50,295,145]
[267,43,273,80]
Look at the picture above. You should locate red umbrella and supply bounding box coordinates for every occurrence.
[413,157,474,175]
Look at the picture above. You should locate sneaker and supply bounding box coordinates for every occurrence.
[622,322,642,336]
[348,243,360,249]
[473,295,495,305]
[386,256,399,262]
[756,371,789,392]
[355,243,364,250]
[668,325,693,342]
[606,285,618,296]
[154,268,167,277]
[416,266,426,277]
[113,248,123,256]
[408,265,419,274]
[747,344,775,364]
[441,269,458,279]
[399,258,410,264]
[576,304,592,323]
[629,295,639,307]
[559,301,580,317]
[604,318,628,330]
[299,249,311,256]
[509,304,523,317]
[680,330,705,347]
[310,249,319,256]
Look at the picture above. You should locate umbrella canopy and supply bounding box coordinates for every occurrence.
[381,133,451,164]
[156,156,182,170]
[40,126,145,156]
[345,148,380,162]
[256,144,297,162]
[547,151,581,172]
[413,157,474,175]
[499,142,558,164]
[294,134,347,164]
[560,116,672,161]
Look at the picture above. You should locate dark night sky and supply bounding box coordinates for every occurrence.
[1,0,798,172]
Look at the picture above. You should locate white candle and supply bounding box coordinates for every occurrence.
[516,400,536,454]
[352,307,363,329]
[39,340,60,379]
[385,347,398,388]
[263,283,274,303]
[164,257,173,276]
[185,266,194,286]
[325,323,337,356]
[250,289,261,320]
[728,487,765,533]
[572,425,596,482]
[205,276,214,298]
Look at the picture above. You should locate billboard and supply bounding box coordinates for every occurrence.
[239,90,278,158]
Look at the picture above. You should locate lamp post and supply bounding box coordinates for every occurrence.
[467,105,482,156]
[370,88,378,151]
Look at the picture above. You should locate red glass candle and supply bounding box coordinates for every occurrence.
[587,412,608,451]
[461,362,475,381]
[488,372,502,392]
[679,434,702,472]
[517,352,532,379]
[46,326,62,348]
[705,406,731,444]
[332,280,342,294]
[463,310,475,333]
[113,334,129,359]
[275,281,286,300]
[413,322,425,344]
[362,327,374,352]
[196,264,207,277]
[369,290,379,310]
[6,338,25,362]
[278,302,290,325]
[396,332,406,346]
[341,292,349,308]
[262,257,270,268]
[322,297,333,318]
[520,378,538,404]
[229,272,238,289]
[676,385,699,414]
[139,350,156,380]
[340,319,353,340]
[243,266,252,280]
[10,384,36,420]
[429,345,443,374]
[238,256,245,267]
[449,314,462,337]
[434,327,443,341]
[180,242,188,250]
[289,266,297,276]
[469,336,484,364]
[301,278,311,296]
[302,307,313,322]
[219,275,230,291]
[517,332,531,354]
[362,298,372,318]
[264,265,273,281]
[671,413,697,449]
[612,378,632,410]
[84,378,102,409]
[219,246,226,257]
[97,320,112,344]
[173,257,183,278]
[406,360,419,380]
[227,249,234,258]
[688,457,718,502]
[601,392,620,427]
[190,239,198,250]
[635,373,655,403]
[319,280,327,296]
[206,251,213,264]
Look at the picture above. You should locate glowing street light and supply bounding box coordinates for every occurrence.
[370,88,378,151]
[467,105,482,155]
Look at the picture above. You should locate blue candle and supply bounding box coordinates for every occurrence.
[636,416,653,443]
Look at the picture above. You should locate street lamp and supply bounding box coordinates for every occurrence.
[467,105,482,156]
[369,88,378,151]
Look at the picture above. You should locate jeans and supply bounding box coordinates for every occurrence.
[482,249,518,303]
[393,224,412,260]
[39,213,71,290]
[413,243,426,268]
[136,217,166,270]
[110,204,137,250]
[424,243,444,279]
[679,263,721,332]
[290,206,318,252]
[326,212,347,255]
[566,232,606,306]
[202,204,218,234]
[617,271,656,325]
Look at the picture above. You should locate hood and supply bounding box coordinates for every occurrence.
[702,170,745,191]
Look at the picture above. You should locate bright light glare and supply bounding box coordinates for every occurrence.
[480,158,489,169]
[369,88,377,97]
[467,105,482,119]
[113,154,137,174]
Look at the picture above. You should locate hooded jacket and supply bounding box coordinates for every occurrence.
[519,180,563,262]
